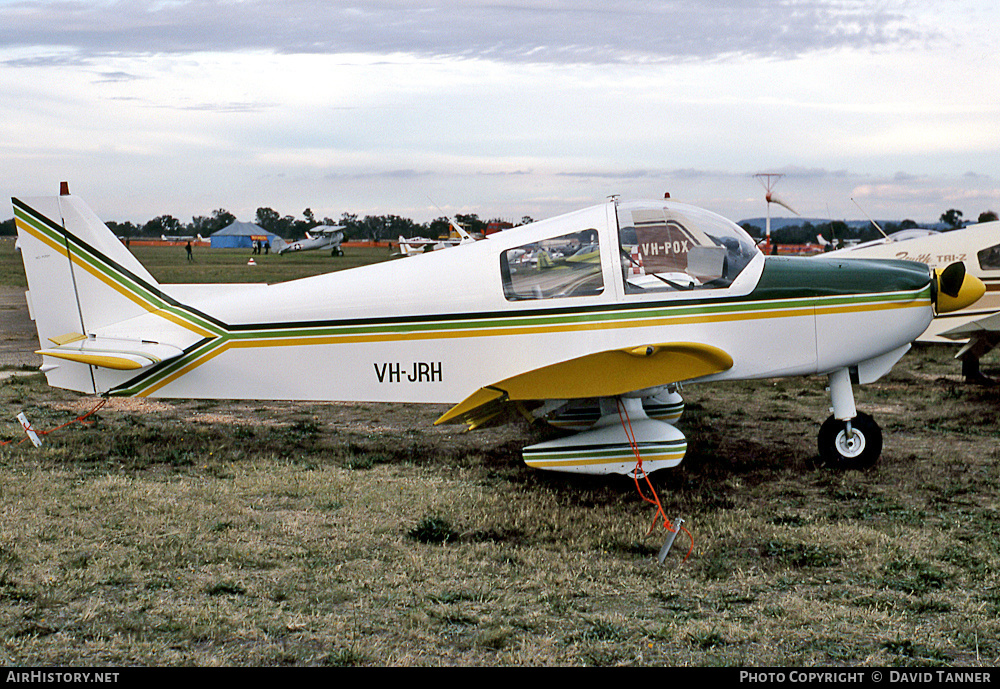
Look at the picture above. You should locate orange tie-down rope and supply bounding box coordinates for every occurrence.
[1,398,107,446]
[616,398,693,562]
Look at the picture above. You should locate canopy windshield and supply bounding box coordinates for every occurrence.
[616,201,759,293]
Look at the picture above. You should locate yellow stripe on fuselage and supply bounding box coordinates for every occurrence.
[135,293,928,397]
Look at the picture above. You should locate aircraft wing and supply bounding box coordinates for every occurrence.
[312,226,345,237]
[936,311,1000,363]
[435,341,733,429]
[938,311,1000,339]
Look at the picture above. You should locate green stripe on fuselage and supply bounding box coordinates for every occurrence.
[110,255,931,396]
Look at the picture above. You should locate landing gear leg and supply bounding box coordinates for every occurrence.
[818,368,882,469]
[962,354,995,386]
[959,333,997,385]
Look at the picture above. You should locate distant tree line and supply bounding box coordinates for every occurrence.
[939,209,999,229]
[250,209,514,242]
[4,205,996,241]
[741,208,1000,246]
[742,219,914,246]
[0,208,528,241]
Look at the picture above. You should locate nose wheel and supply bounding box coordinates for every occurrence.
[818,411,881,469]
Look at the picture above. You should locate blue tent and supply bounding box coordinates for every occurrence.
[209,221,283,249]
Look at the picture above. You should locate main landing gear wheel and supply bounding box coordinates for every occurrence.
[818,411,882,470]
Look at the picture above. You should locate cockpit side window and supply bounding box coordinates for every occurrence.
[501,229,604,300]
[617,203,756,294]
[978,243,1000,271]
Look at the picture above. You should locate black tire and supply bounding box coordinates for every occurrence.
[818,411,882,469]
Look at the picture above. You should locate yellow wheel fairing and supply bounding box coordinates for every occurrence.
[522,441,687,474]
[522,410,688,476]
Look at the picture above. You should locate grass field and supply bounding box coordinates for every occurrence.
[1,237,999,666]
[0,237,395,287]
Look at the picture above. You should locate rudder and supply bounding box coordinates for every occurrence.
[13,187,165,393]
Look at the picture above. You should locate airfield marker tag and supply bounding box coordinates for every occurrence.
[17,412,42,447]
[657,517,684,565]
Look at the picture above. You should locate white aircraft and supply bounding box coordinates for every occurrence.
[12,187,984,473]
[272,226,345,256]
[823,221,1000,382]
[396,219,478,256]
[160,233,205,243]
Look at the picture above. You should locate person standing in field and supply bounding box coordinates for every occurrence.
[186,241,194,262]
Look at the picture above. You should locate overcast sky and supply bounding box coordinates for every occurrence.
[2,0,998,227]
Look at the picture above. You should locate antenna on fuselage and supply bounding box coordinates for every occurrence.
[851,197,888,238]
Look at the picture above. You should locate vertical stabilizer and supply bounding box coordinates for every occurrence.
[13,188,166,393]
[398,235,420,256]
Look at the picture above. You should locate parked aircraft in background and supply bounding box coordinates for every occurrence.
[396,218,478,256]
[13,186,983,476]
[161,233,205,242]
[272,226,345,256]
[824,221,1000,383]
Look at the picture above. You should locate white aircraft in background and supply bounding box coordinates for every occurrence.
[13,185,983,475]
[161,233,205,242]
[396,218,478,256]
[272,226,345,256]
[823,221,1000,383]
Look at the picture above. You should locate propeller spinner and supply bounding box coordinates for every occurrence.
[935,262,985,314]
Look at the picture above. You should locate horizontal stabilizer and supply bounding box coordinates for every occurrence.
[436,341,733,427]
[37,337,184,371]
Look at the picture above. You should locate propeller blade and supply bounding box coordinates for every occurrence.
[939,261,966,298]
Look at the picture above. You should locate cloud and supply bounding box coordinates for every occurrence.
[1,1,995,227]
[92,70,142,83]
[0,0,935,64]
